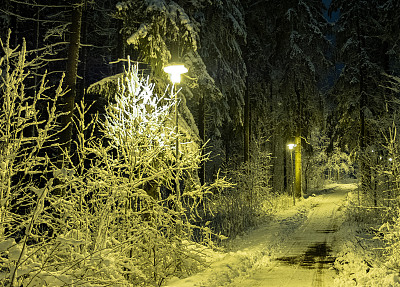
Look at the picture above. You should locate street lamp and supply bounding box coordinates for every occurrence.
[288,143,297,205]
[163,63,188,84]
[163,62,188,202]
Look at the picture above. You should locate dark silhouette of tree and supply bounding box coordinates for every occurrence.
[329,0,398,194]
[244,0,329,196]
[59,0,83,159]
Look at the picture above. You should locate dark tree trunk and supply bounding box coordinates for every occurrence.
[283,144,287,193]
[357,13,371,194]
[34,5,40,95]
[78,1,88,100]
[115,19,125,74]
[198,94,206,185]
[8,0,19,46]
[243,6,250,163]
[244,70,250,162]
[59,0,83,157]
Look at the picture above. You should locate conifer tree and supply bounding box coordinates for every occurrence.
[115,0,247,176]
[251,0,329,197]
[329,0,394,193]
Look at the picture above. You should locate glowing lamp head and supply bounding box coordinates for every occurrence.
[163,63,188,83]
[288,143,296,150]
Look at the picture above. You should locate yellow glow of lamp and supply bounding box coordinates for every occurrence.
[163,63,188,83]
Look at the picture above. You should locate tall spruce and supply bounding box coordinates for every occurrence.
[266,0,329,197]
[329,0,392,193]
[115,0,247,176]
[197,0,246,166]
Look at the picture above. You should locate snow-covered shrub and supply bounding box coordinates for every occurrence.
[335,153,400,286]
[379,217,400,271]
[334,248,400,287]
[326,145,353,182]
[333,204,400,287]
[303,130,354,194]
[82,62,208,285]
[208,141,273,239]
[58,63,227,286]
[0,34,229,286]
[74,62,230,285]
[375,121,400,277]
[303,131,329,190]
[0,33,67,286]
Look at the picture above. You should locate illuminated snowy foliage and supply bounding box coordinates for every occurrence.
[0,39,227,286]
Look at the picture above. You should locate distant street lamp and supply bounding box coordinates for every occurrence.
[288,143,297,205]
[163,62,188,201]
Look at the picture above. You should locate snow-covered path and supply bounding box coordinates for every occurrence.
[229,186,348,287]
[166,183,355,287]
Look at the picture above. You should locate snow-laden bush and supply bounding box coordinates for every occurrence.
[0,35,229,286]
[0,33,67,286]
[333,120,400,286]
[207,141,273,239]
[332,188,400,287]
[377,121,400,277]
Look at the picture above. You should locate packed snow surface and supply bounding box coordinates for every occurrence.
[166,183,357,287]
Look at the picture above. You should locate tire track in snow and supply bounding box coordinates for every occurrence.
[165,184,354,287]
[228,185,350,287]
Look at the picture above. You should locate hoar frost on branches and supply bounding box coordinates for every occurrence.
[0,38,229,285]
[0,33,66,287]
[100,62,202,199]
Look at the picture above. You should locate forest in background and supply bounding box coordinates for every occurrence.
[1,0,400,286]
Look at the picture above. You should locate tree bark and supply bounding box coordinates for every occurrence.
[283,144,287,193]
[59,0,83,157]
[79,1,88,100]
[116,19,125,74]
[7,0,19,47]
[357,12,371,193]
[243,8,250,163]
[244,70,250,162]
[198,93,206,185]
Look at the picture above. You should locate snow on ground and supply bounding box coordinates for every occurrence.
[332,189,400,287]
[165,183,358,287]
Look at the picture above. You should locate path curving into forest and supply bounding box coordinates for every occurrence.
[228,185,350,287]
[166,183,355,287]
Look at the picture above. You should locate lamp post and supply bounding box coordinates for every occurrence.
[288,143,296,205]
[163,63,188,202]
